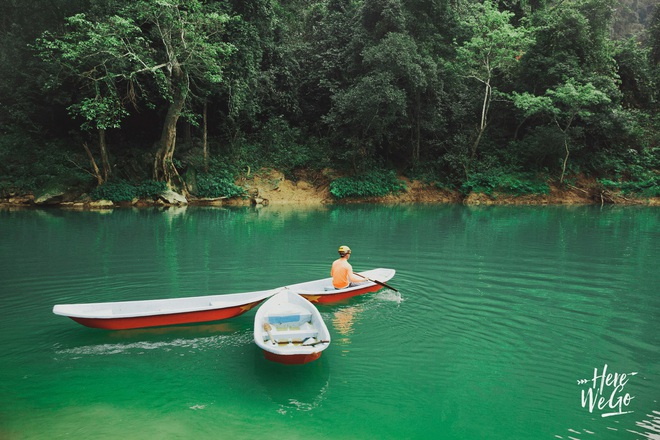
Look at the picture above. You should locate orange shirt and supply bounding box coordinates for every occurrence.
[331,258,362,288]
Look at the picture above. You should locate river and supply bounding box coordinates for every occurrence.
[0,205,658,439]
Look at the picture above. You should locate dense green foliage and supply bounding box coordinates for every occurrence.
[1,0,659,200]
[0,135,93,195]
[190,157,246,199]
[461,170,551,197]
[90,180,168,202]
[330,170,407,199]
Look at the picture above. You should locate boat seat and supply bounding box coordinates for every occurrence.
[267,311,312,326]
[264,321,318,343]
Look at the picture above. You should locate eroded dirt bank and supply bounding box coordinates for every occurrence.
[1,170,658,208]
[223,170,659,207]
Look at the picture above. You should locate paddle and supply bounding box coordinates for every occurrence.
[304,339,330,347]
[263,322,276,345]
[355,273,399,292]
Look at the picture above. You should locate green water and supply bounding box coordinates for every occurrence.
[0,205,658,439]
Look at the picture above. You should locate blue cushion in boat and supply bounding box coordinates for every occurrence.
[268,312,312,325]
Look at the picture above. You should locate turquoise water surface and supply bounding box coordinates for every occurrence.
[0,205,658,439]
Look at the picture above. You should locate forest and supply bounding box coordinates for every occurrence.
[0,0,659,203]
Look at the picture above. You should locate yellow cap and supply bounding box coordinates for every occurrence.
[338,245,351,254]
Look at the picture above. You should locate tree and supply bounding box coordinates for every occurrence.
[296,0,362,135]
[360,32,438,163]
[121,0,236,191]
[320,0,446,169]
[512,79,611,182]
[1,0,89,136]
[35,13,133,184]
[452,0,534,172]
[509,0,633,176]
[36,0,235,192]
[650,3,660,64]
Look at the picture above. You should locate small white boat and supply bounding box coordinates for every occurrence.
[254,290,331,365]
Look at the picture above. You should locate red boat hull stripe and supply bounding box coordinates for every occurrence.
[70,301,263,330]
[300,284,382,303]
[262,350,322,365]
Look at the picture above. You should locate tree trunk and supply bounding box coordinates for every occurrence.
[413,93,421,163]
[83,142,103,186]
[560,139,569,184]
[471,80,491,162]
[464,78,492,180]
[203,100,208,173]
[556,115,574,185]
[153,64,189,194]
[98,128,111,182]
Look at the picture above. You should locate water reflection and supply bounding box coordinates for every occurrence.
[332,305,363,344]
[161,205,188,223]
[328,290,402,341]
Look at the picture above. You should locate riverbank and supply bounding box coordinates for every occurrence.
[1,170,658,208]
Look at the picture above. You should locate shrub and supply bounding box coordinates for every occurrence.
[594,147,660,197]
[599,176,660,197]
[195,172,244,198]
[462,171,549,196]
[330,170,406,199]
[90,180,167,202]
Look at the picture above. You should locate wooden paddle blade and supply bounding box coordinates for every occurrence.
[371,278,399,292]
[355,272,399,292]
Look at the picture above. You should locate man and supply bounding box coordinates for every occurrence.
[331,245,366,289]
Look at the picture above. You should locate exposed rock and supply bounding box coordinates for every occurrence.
[88,199,114,208]
[464,192,482,205]
[60,201,86,209]
[34,189,67,205]
[192,197,226,206]
[7,195,34,205]
[251,196,269,206]
[160,189,188,205]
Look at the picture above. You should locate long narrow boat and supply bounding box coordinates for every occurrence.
[52,268,396,330]
[254,290,331,365]
[52,289,278,330]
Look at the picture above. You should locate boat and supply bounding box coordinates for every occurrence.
[52,268,396,330]
[52,289,278,330]
[288,268,396,304]
[253,290,331,364]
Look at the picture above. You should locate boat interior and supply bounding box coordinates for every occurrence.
[262,308,319,346]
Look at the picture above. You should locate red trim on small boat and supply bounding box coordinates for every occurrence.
[262,350,322,365]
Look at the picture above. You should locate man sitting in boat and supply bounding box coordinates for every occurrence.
[331,246,368,289]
